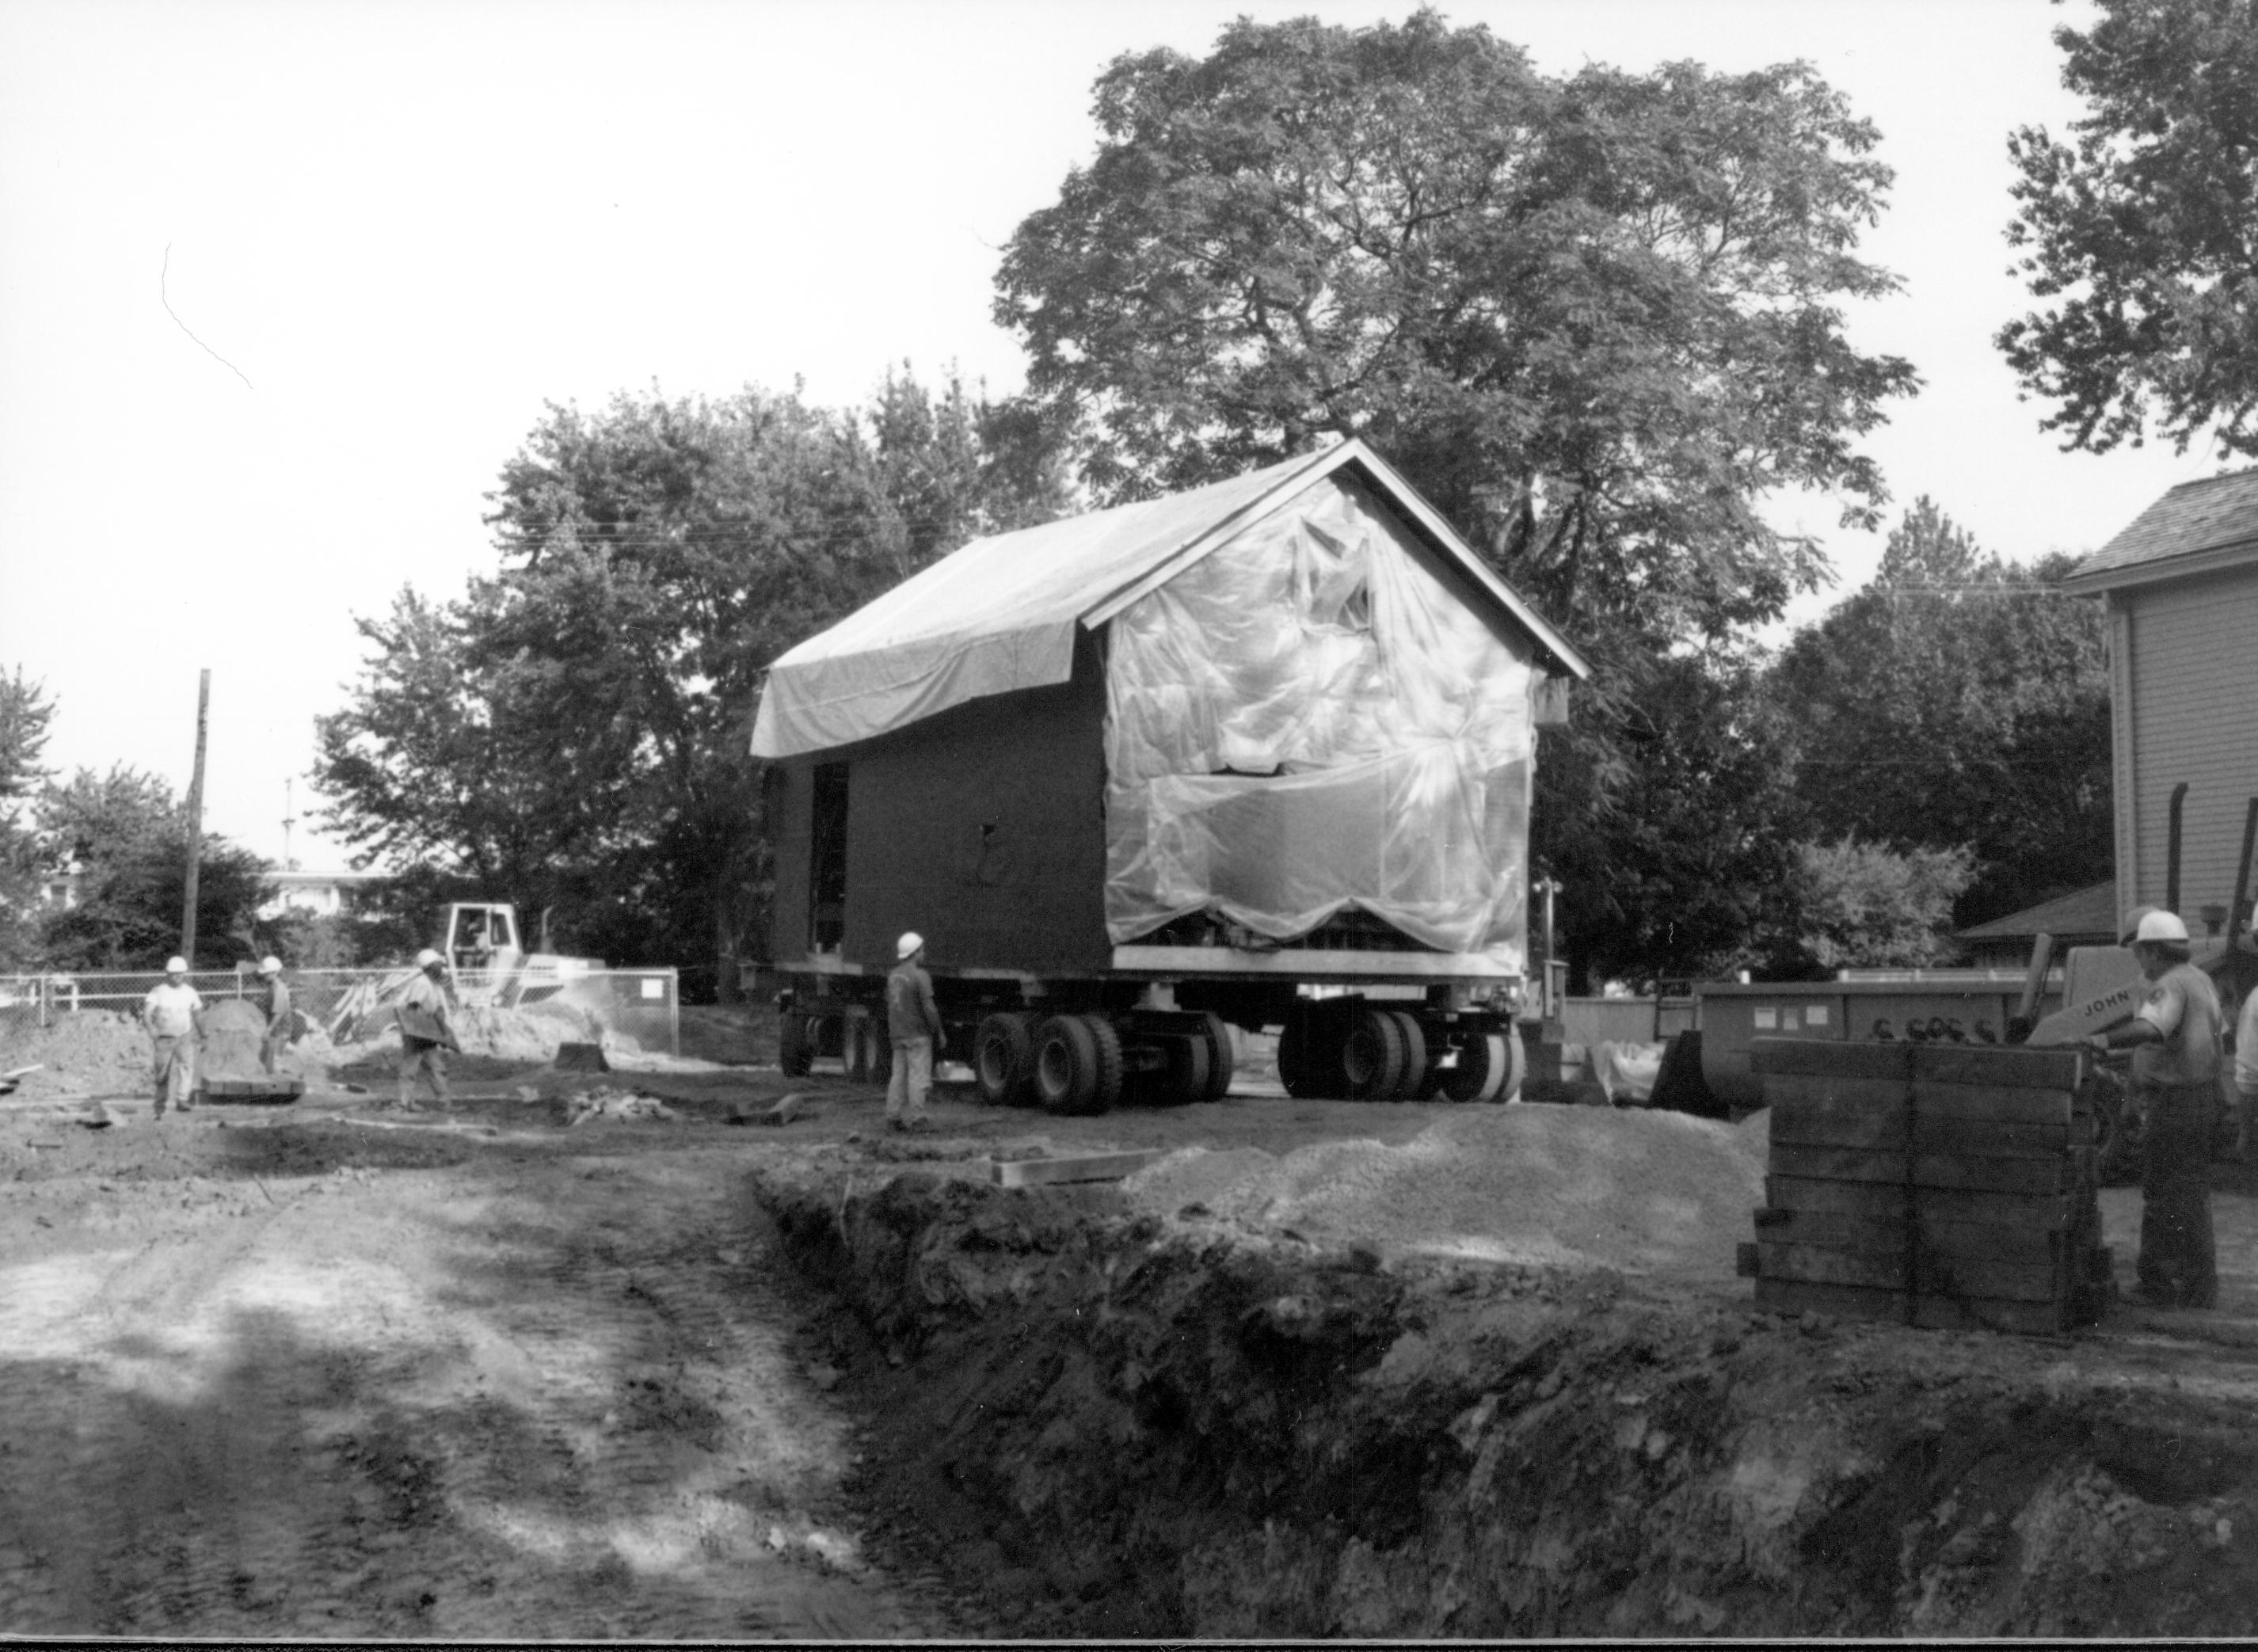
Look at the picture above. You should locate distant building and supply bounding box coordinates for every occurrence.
[2062,468,2258,937]
[1955,880,2119,972]
[258,869,387,920]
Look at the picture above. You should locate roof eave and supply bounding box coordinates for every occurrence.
[2062,534,2258,595]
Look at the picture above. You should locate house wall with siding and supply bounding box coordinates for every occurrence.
[2112,565,2258,928]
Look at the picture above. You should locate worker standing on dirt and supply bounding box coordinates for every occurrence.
[885,931,944,1133]
[2089,910,2225,1308]
[142,956,206,1119]
[256,956,291,1075]
[396,948,457,1110]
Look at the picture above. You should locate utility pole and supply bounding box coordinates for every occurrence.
[181,669,210,964]
[282,778,296,872]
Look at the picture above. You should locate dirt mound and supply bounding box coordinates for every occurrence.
[1,1011,150,1098]
[199,999,268,1079]
[332,1003,634,1068]
[1125,1105,1765,1280]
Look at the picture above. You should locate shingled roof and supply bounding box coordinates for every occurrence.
[2062,466,2258,592]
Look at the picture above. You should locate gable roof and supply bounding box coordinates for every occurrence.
[1955,880,2119,944]
[749,438,1590,760]
[2062,466,2258,593]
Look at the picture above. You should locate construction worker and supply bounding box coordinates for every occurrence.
[2089,909,2225,1308]
[396,948,457,1110]
[885,931,944,1133]
[142,956,206,1119]
[256,956,291,1074]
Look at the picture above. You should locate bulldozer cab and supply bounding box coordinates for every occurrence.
[445,904,521,970]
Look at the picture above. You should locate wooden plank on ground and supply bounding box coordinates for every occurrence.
[1752,1038,1911,1080]
[1772,1096,1910,1151]
[990,1150,1163,1189]
[1906,1082,2081,1127]
[1767,1175,2073,1231]
[1911,1045,2085,1091]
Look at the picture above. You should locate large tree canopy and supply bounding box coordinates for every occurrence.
[0,668,55,969]
[1769,499,2113,929]
[316,373,1066,992]
[996,9,1917,646]
[2000,0,2258,456]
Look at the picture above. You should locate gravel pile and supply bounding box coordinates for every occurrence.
[1125,1103,1769,1281]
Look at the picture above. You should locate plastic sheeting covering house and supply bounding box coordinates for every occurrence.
[751,440,1588,975]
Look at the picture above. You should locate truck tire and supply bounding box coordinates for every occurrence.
[1443,1029,1520,1103]
[1342,1005,1409,1101]
[974,1012,1037,1107]
[1034,1013,1122,1116]
[1198,1012,1234,1100]
[1152,1033,1210,1107]
[779,1011,813,1078]
[1278,1003,1344,1098]
[1388,1011,1428,1100]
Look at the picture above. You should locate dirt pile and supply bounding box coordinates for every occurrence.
[199,999,268,1079]
[335,1002,633,1067]
[1125,1105,1765,1280]
[754,1158,2258,1639]
[0,1011,150,1098]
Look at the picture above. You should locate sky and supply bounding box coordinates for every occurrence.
[0,0,2231,874]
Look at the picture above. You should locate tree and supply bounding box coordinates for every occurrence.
[1784,838,1978,975]
[996,10,1917,648]
[318,371,1066,992]
[37,765,268,970]
[2000,0,2258,456]
[1539,648,1804,989]
[1769,499,2113,927]
[0,668,55,969]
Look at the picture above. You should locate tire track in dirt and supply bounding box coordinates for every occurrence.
[0,1129,950,1639]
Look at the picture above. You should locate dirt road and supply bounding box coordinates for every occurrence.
[0,1103,948,1640]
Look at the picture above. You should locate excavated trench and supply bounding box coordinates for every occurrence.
[753,1161,2258,1639]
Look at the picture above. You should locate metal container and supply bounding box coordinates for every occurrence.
[1696,979,2063,1111]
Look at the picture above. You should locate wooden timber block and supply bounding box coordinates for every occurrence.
[1752,1205,1906,1253]
[1768,1144,1909,1185]
[1906,1081,2082,1127]
[1753,1204,2070,1266]
[554,1042,610,1073]
[1765,1175,2075,1231]
[990,1150,1163,1189]
[1767,1144,2078,1194]
[1751,1038,1912,1080]
[1755,1243,2067,1304]
[196,1077,304,1104]
[1911,1044,2085,1091]
[1771,1093,1911,1151]
[1736,1240,1760,1278]
[1910,1114,2077,1159]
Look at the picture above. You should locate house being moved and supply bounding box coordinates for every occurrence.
[750,439,1589,1112]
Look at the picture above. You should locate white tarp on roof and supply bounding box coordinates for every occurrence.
[748,448,1334,759]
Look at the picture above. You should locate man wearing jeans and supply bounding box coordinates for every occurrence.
[142,956,206,1119]
[2091,909,2225,1308]
[885,931,944,1133]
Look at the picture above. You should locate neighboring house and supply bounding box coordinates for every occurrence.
[2062,468,2258,937]
[40,863,82,910]
[258,869,387,920]
[1955,879,2119,972]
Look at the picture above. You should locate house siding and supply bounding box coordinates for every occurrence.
[2123,566,2258,927]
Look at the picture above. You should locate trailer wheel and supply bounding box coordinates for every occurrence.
[1034,1013,1122,1115]
[1278,1003,1343,1098]
[974,1012,1037,1107]
[1388,1011,1428,1100]
[1443,1029,1521,1103]
[1152,1033,1210,1107]
[1342,1005,1409,1101]
[779,1011,814,1078]
[1197,1012,1234,1100]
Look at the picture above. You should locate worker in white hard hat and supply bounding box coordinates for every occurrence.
[141,955,207,1119]
[255,956,292,1075]
[394,947,458,1110]
[883,931,945,1132]
[2089,908,2225,1308]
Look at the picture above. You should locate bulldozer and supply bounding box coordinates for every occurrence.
[324,903,604,1041]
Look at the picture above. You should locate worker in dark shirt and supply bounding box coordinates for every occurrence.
[885,931,945,1133]
[2090,909,2225,1308]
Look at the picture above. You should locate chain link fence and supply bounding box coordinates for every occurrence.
[1,965,680,1057]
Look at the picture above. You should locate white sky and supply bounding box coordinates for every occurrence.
[0,0,2229,871]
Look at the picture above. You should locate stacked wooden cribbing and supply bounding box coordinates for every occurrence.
[1742,1039,2109,1334]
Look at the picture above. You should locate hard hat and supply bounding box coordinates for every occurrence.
[257,956,283,975]
[416,947,444,968]
[2134,909,2191,945]
[164,956,188,974]
[897,931,923,960]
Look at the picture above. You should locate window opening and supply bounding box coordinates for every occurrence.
[809,761,849,954]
